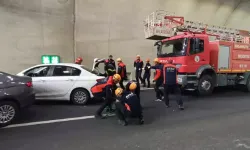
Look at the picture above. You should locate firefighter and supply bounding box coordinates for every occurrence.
[91,74,121,119]
[115,86,144,126]
[143,58,151,88]
[105,64,116,77]
[117,58,127,89]
[75,57,83,65]
[104,55,116,72]
[163,60,184,110]
[151,58,164,101]
[134,55,144,84]
[125,80,140,100]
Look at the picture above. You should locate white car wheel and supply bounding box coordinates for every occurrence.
[71,89,90,105]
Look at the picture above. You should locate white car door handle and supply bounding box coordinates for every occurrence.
[67,79,74,81]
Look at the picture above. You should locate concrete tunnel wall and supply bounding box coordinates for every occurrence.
[0,0,75,74]
[1,0,250,75]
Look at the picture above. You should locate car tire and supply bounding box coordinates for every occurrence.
[0,101,19,128]
[70,89,90,105]
[197,75,214,96]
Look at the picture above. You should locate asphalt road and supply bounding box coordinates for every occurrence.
[1,88,250,150]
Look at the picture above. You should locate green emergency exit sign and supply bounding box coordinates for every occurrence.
[41,55,60,64]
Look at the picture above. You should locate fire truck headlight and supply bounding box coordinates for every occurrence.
[177,77,182,83]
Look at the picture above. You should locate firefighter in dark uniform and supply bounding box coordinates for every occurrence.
[151,58,164,101]
[134,55,144,84]
[125,80,140,100]
[75,57,83,65]
[105,64,116,77]
[143,58,151,88]
[114,85,144,126]
[104,55,116,72]
[91,74,121,118]
[163,60,184,110]
[117,58,127,89]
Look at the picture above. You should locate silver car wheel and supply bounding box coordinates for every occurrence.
[74,91,87,104]
[0,105,15,124]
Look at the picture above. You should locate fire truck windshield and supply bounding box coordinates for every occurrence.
[157,38,188,57]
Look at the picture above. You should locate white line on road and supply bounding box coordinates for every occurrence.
[4,115,95,129]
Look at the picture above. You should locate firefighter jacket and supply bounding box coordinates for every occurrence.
[144,62,151,74]
[104,59,116,70]
[90,76,116,99]
[163,64,177,85]
[105,64,116,76]
[117,62,127,79]
[134,59,144,71]
[119,91,142,115]
[151,63,164,81]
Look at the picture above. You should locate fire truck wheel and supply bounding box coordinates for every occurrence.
[197,75,214,96]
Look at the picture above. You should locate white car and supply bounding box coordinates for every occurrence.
[17,63,104,105]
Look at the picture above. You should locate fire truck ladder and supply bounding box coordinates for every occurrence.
[144,10,250,43]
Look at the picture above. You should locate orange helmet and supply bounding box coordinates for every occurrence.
[113,74,121,84]
[115,88,123,97]
[153,58,159,63]
[129,82,137,91]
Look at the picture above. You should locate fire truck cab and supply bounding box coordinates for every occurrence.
[144,10,250,95]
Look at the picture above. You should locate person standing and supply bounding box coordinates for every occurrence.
[143,58,151,88]
[104,55,116,71]
[162,60,184,110]
[134,55,143,84]
[151,58,164,101]
[117,58,127,89]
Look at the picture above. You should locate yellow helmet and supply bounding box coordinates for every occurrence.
[116,58,122,62]
[153,58,159,63]
[113,74,121,83]
[115,88,123,97]
[129,82,137,91]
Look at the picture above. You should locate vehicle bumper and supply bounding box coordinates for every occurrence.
[177,74,198,89]
[20,92,36,108]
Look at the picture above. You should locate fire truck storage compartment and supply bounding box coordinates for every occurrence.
[218,45,230,70]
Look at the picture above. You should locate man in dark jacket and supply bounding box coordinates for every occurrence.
[104,55,116,72]
[91,74,121,119]
[151,58,164,101]
[143,58,151,88]
[134,55,144,84]
[114,85,144,126]
[117,58,127,89]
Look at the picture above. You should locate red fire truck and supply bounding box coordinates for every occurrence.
[144,10,250,95]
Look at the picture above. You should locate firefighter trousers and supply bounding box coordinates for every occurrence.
[154,80,164,99]
[96,97,115,116]
[163,84,183,106]
[115,102,143,122]
[143,73,150,88]
[135,70,143,84]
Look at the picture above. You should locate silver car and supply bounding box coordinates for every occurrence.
[0,71,35,127]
